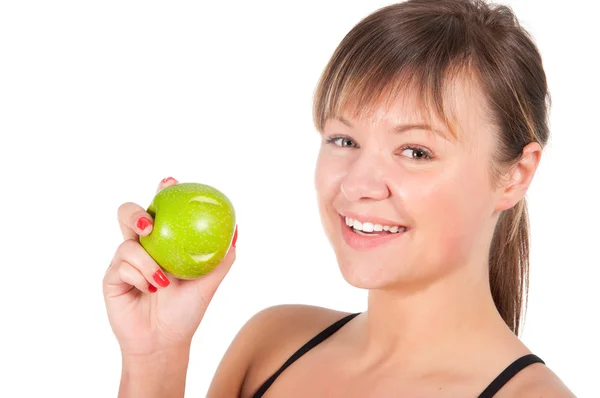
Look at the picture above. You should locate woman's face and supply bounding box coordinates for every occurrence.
[315,78,503,291]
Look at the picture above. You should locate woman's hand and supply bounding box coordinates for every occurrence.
[103,177,237,396]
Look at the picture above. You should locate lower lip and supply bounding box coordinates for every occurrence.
[340,216,407,251]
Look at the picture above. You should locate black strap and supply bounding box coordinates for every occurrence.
[252,315,543,398]
[252,312,361,398]
[478,354,545,398]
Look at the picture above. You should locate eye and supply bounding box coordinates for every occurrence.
[400,145,433,161]
[325,136,358,148]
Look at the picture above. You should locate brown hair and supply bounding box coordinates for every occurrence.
[312,0,551,335]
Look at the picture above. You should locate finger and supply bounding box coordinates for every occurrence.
[114,239,171,289]
[156,176,178,193]
[117,202,154,241]
[105,260,157,295]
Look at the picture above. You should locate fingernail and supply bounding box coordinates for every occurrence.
[148,284,158,293]
[137,217,152,231]
[153,269,170,287]
[232,225,238,248]
[162,177,177,183]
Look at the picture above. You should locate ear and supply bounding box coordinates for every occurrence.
[495,142,543,212]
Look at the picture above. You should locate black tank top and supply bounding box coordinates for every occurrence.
[252,312,544,398]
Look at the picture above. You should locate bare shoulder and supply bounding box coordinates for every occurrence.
[245,303,353,342]
[239,304,354,397]
[207,304,352,398]
[502,362,576,397]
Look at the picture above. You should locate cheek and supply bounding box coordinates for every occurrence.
[407,167,491,265]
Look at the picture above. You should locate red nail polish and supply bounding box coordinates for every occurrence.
[153,269,170,287]
[232,225,238,248]
[137,217,152,231]
[148,284,157,293]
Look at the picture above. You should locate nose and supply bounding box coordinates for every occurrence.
[340,152,391,202]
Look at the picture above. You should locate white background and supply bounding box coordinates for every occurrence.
[1,0,598,396]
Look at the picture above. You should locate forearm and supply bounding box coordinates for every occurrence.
[119,345,191,398]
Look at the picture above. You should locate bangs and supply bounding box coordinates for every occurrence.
[312,4,479,142]
[317,70,473,143]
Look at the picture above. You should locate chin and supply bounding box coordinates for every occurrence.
[333,246,447,294]
[335,255,407,290]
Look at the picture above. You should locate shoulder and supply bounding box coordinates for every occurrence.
[246,303,353,345]
[501,361,576,397]
[241,304,354,397]
[207,303,353,398]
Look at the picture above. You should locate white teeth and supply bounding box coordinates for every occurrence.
[344,216,404,233]
[362,222,374,232]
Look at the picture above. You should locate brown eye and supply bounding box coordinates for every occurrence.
[400,146,433,161]
[326,137,358,148]
[413,149,427,159]
[341,138,355,147]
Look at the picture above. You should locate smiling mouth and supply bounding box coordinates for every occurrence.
[338,214,408,251]
[340,214,408,236]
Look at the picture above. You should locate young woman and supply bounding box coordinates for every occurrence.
[103,0,575,396]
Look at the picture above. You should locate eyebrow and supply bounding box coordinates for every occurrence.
[335,116,448,139]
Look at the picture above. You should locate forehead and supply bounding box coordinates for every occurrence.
[328,73,492,145]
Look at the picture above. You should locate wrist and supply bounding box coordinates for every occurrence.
[122,342,191,367]
[120,344,191,398]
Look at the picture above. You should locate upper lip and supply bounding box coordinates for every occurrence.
[338,210,407,227]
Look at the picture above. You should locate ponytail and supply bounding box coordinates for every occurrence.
[489,198,530,335]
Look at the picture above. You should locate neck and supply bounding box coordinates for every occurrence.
[356,261,514,374]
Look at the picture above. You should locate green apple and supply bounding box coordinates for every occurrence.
[139,182,236,279]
